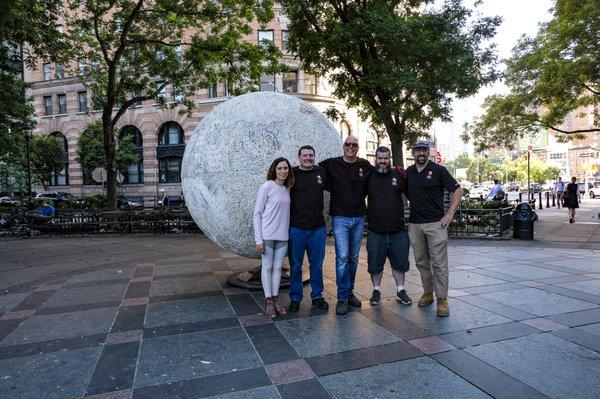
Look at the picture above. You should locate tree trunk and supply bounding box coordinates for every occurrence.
[384,120,405,167]
[102,113,118,210]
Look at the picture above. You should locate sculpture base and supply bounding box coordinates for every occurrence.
[227,265,310,290]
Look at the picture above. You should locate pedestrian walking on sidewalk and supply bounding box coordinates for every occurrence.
[554,177,565,209]
[564,176,580,223]
[253,157,294,317]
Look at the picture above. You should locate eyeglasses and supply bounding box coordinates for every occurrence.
[344,142,358,148]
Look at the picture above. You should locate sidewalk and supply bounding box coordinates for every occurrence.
[1,234,599,398]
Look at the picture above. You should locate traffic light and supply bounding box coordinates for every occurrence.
[435,151,442,163]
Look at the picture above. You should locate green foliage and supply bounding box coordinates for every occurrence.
[30,136,65,188]
[503,156,561,184]
[466,157,503,183]
[465,0,600,151]
[83,194,107,208]
[281,0,500,165]
[444,153,471,177]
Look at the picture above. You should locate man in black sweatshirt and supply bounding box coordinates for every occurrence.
[288,145,329,313]
[319,135,373,315]
[366,146,412,306]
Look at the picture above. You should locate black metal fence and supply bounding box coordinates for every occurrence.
[448,205,514,238]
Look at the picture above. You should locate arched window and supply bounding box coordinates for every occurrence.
[119,125,143,184]
[366,131,379,165]
[340,120,351,138]
[157,122,185,183]
[50,132,69,186]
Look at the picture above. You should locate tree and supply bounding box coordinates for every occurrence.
[464,0,600,151]
[62,0,283,208]
[466,157,503,183]
[0,0,62,160]
[76,122,138,185]
[30,136,65,189]
[504,156,561,185]
[281,0,500,165]
[444,153,471,177]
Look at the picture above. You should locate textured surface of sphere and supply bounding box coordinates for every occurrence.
[182,92,342,258]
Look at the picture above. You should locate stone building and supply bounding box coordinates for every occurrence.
[25,5,388,204]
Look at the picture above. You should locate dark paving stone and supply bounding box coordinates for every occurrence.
[535,275,591,284]
[461,283,526,294]
[551,328,600,352]
[207,386,280,399]
[0,333,105,359]
[480,288,598,317]
[554,279,600,298]
[124,281,151,299]
[277,378,332,399]
[245,323,299,365]
[466,333,600,399]
[111,305,146,332]
[135,327,262,387]
[227,293,263,316]
[547,307,600,327]
[64,278,131,289]
[468,269,522,282]
[360,307,431,340]
[0,346,101,398]
[35,301,121,315]
[319,357,490,398]
[448,270,508,289]
[85,342,139,396]
[41,284,128,308]
[438,322,540,349]
[0,319,22,342]
[11,291,55,311]
[536,284,600,305]
[0,293,28,314]
[575,321,600,337]
[149,290,223,303]
[306,341,423,376]
[432,350,548,399]
[385,298,511,334]
[265,359,315,385]
[144,317,239,339]
[132,267,154,278]
[456,295,536,321]
[152,272,212,281]
[1,307,118,345]
[66,267,135,284]
[486,265,570,280]
[153,263,211,277]
[149,275,221,297]
[276,312,400,358]
[144,296,235,328]
[132,367,271,399]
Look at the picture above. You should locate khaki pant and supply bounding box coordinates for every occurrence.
[407,221,449,298]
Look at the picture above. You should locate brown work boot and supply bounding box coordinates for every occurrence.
[264,297,276,318]
[272,296,287,316]
[418,292,434,307]
[437,298,450,317]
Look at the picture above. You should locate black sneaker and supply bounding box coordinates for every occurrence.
[336,301,349,315]
[369,290,381,305]
[312,298,329,310]
[348,294,362,308]
[396,290,412,305]
[288,300,300,313]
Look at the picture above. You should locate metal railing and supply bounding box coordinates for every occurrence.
[448,205,514,238]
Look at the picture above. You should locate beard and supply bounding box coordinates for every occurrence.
[415,155,428,165]
[377,164,391,174]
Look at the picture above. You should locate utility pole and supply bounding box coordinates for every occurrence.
[527,145,531,201]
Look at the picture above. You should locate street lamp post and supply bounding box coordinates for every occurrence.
[25,127,33,209]
[527,145,531,201]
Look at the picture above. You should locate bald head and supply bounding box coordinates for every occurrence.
[343,135,359,162]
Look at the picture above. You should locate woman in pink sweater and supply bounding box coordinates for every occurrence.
[253,157,294,317]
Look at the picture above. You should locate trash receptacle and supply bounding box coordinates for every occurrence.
[512,202,537,240]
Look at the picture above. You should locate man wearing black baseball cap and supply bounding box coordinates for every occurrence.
[405,140,463,317]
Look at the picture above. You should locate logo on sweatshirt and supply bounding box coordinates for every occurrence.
[392,177,398,186]
[316,175,322,184]
[359,168,364,178]
[426,171,433,180]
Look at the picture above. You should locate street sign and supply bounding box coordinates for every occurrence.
[92,167,107,183]
[491,158,503,165]
[435,151,442,163]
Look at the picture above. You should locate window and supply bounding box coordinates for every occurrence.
[50,133,69,186]
[305,73,317,95]
[156,81,166,101]
[78,91,88,112]
[119,126,143,184]
[44,96,53,115]
[208,84,218,98]
[174,44,183,60]
[173,88,184,102]
[77,59,87,75]
[281,30,289,52]
[159,159,182,183]
[158,122,184,146]
[57,94,67,114]
[258,30,274,48]
[550,153,566,160]
[43,63,52,80]
[55,63,64,79]
[282,71,298,93]
[340,120,352,138]
[260,74,275,91]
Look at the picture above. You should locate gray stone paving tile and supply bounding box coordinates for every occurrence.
[576,322,600,337]
[207,386,281,399]
[0,346,101,398]
[320,356,491,399]
[66,267,135,284]
[461,282,525,295]
[456,295,537,320]
[547,307,600,327]
[149,275,221,297]
[551,328,600,353]
[466,333,600,399]
[385,298,511,334]
[41,284,128,308]
[546,258,600,273]
[439,322,539,348]
[1,307,117,346]
[485,265,570,280]
[144,296,235,328]
[480,287,598,317]
[0,293,28,314]
[276,312,400,358]
[154,263,212,276]
[448,270,507,289]
[277,378,331,399]
[556,279,600,296]
[134,326,262,387]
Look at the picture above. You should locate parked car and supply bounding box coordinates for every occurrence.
[35,191,67,203]
[530,183,543,193]
[505,182,520,192]
[117,195,142,208]
[0,196,18,205]
[468,185,489,200]
[589,182,600,199]
[158,194,186,207]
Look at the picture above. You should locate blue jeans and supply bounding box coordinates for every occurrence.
[288,226,326,302]
[332,216,365,301]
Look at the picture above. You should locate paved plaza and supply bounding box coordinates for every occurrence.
[1,216,600,398]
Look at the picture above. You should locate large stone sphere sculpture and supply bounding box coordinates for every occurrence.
[181,92,342,258]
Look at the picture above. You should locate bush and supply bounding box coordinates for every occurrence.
[84,194,107,208]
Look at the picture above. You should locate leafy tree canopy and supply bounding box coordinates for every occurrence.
[464,0,600,151]
[30,135,65,189]
[282,0,500,165]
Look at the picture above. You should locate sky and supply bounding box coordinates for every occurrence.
[434,0,554,160]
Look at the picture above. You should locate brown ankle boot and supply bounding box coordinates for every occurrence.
[264,297,276,318]
[418,292,434,307]
[272,296,286,316]
[437,298,450,317]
